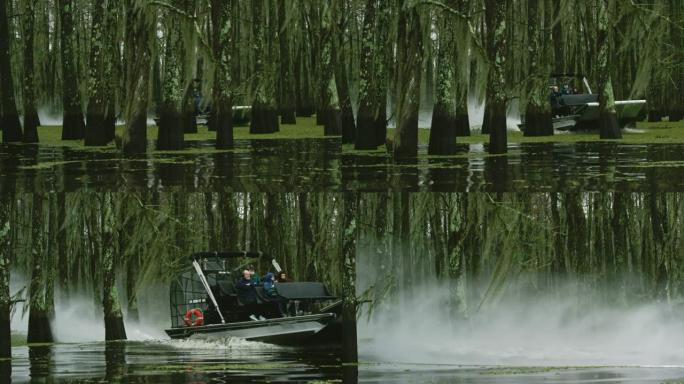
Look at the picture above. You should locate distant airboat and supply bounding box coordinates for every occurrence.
[519,74,646,132]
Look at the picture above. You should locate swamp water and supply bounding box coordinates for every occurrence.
[0,138,340,192]
[343,142,684,191]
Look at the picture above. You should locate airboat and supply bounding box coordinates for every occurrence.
[519,74,646,131]
[165,251,342,345]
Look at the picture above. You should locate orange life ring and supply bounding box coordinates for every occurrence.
[183,308,204,327]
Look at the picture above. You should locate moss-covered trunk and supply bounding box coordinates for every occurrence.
[277,0,296,125]
[60,0,86,140]
[250,0,279,134]
[428,12,458,155]
[122,0,154,155]
[85,0,112,146]
[484,1,508,154]
[523,0,553,137]
[102,195,126,341]
[596,0,621,139]
[0,0,23,142]
[0,193,11,361]
[392,4,423,159]
[27,194,54,344]
[21,0,40,143]
[340,192,358,364]
[157,7,185,151]
[354,0,379,149]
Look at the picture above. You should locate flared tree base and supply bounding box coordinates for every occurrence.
[354,112,377,150]
[0,305,10,359]
[250,106,279,134]
[488,101,508,154]
[428,105,457,156]
[280,108,296,124]
[668,108,683,122]
[27,309,53,344]
[157,107,185,150]
[85,113,110,146]
[1,112,23,143]
[62,112,85,140]
[599,111,622,139]
[22,111,40,143]
[647,109,663,122]
[122,114,148,155]
[215,107,234,150]
[340,108,355,144]
[454,113,470,137]
[104,314,127,341]
[524,105,554,137]
[322,108,341,136]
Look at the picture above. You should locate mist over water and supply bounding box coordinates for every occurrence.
[358,278,684,367]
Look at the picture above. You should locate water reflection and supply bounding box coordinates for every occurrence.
[342,142,684,191]
[0,139,340,192]
[9,342,684,383]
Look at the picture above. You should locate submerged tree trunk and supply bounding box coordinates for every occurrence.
[156,8,185,151]
[27,194,54,344]
[122,0,154,154]
[277,0,296,125]
[340,193,358,364]
[211,0,234,149]
[485,1,508,154]
[21,0,40,143]
[85,0,112,146]
[0,193,11,362]
[250,0,279,134]
[524,0,553,137]
[393,3,423,159]
[0,0,22,142]
[332,0,355,143]
[60,0,86,140]
[596,0,621,139]
[103,195,126,341]
[428,12,458,155]
[354,0,379,149]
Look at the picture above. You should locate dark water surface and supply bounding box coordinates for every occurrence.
[343,142,684,191]
[0,139,340,192]
[7,341,684,383]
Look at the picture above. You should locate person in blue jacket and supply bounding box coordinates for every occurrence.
[236,269,257,305]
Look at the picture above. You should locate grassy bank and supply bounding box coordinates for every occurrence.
[398,121,684,146]
[11,333,27,347]
[29,116,335,149]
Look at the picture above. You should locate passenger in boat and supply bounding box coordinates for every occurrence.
[263,273,278,297]
[236,269,258,304]
[248,265,261,285]
[264,272,288,316]
[276,271,290,283]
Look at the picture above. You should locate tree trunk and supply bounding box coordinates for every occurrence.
[85,0,110,146]
[332,1,355,143]
[596,0,621,139]
[60,0,86,140]
[210,0,234,149]
[21,0,40,143]
[0,192,11,362]
[485,1,508,154]
[27,194,54,344]
[523,0,553,137]
[393,4,423,159]
[0,0,22,142]
[157,9,185,151]
[428,12,457,155]
[340,192,358,364]
[122,0,154,154]
[354,0,379,149]
[102,195,126,341]
[278,0,296,124]
[250,0,279,134]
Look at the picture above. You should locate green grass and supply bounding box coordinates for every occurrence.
[11,333,27,347]
[30,116,335,149]
[390,120,684,146]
